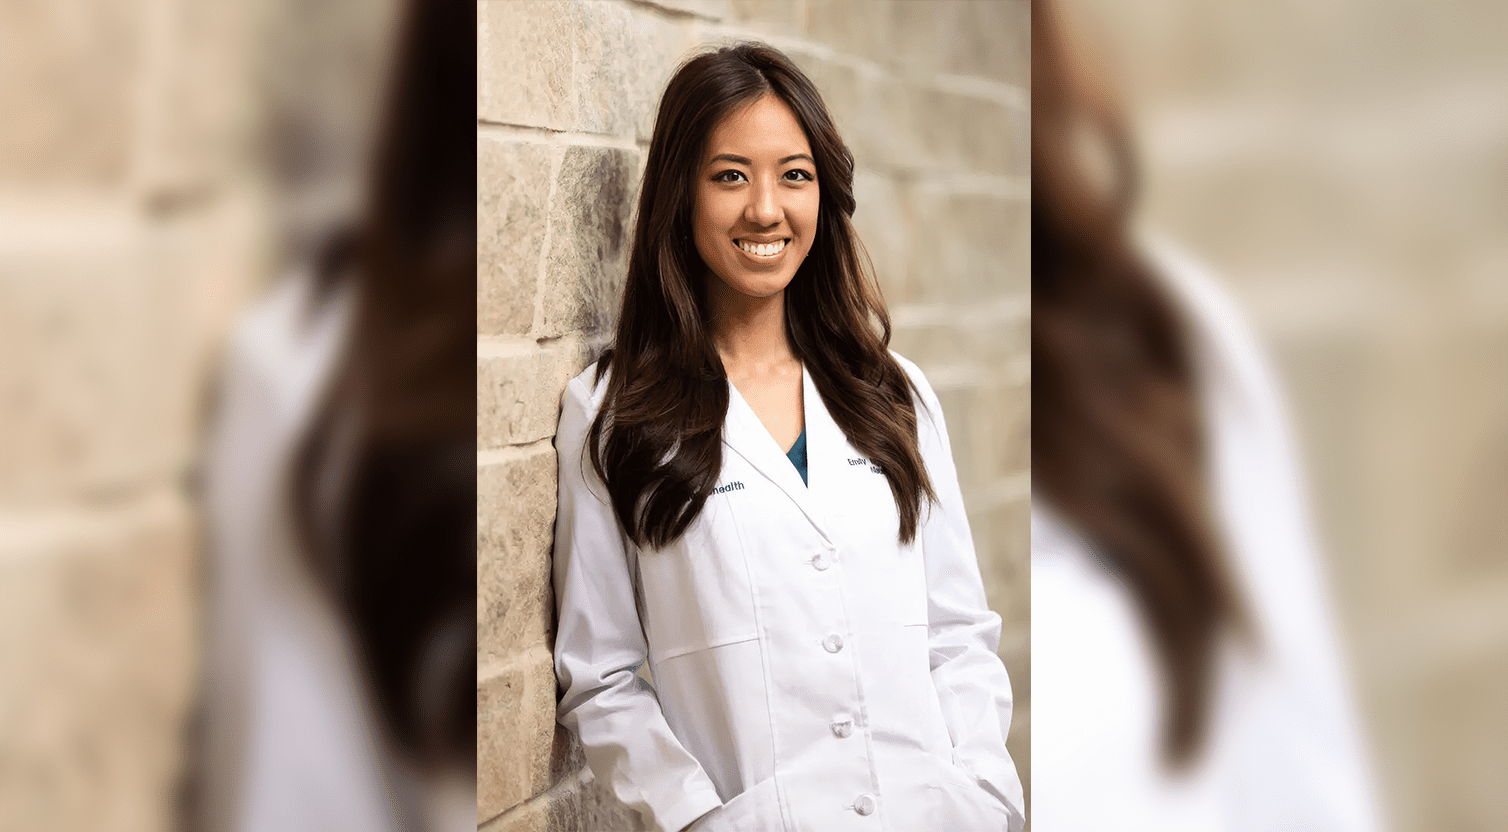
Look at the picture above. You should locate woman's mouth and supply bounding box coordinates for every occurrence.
[736,238,789,258]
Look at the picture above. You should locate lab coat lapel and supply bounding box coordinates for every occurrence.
[721,368,830,537]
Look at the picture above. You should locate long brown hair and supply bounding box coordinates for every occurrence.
[1031,0,1248,765]
[291,0,474,772]
[590,42,935,549]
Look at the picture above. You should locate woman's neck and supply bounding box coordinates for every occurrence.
[707,283,795,379]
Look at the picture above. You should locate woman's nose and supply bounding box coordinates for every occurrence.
[745,178,782,226]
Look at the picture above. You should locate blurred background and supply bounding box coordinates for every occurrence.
[1058,0,1508,829]
[479,1,1028,829]
[0,0,413,829]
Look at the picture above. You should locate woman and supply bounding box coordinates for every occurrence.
[1031,0,1384,829]
[552,43,1026,832]
[187,0,474,828]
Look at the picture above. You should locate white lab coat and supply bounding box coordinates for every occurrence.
[1030,242,1386,831]
[552,353,1026,832]
[199,273,475,832]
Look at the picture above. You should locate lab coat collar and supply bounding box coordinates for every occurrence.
[721,365,836,542]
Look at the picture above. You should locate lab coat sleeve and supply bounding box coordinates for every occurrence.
[897,354,1028,831]
[551,376,725,832]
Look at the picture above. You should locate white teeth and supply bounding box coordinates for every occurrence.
[738,239,787,256]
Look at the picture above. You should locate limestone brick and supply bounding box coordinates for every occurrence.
[539,145,639,339]
[0,0,144,187]
[910,85,1022,177]
[803,0,900,69]
[573,0,692,143]
[0,212,201,504]
[548,766,649,832]
[479,645,560,821]
[0,489,197,832]
[939,0,1029,86]
[905,192,1028,304]
[478,446,559,667]
[890,307,1029,382]
[479,138,555,336]
[986,378,1031,479]
[785,53,887,172]
[973,497,1031,636]
[727,0,805,34]
[478,337,594,451]
[478,0,577,130]
[851,169,909,299]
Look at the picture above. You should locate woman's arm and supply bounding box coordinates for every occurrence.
[552,376,724,832]
[896,355,1028,831]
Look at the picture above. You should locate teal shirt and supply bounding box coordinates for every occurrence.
[785,426,808,486]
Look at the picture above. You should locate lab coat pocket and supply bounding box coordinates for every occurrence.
[929,758,1012,831]
[685,776,783,832]
[637,496,759,663]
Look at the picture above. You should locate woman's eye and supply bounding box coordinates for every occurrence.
[713,170,747,183]
[783,169,814,182]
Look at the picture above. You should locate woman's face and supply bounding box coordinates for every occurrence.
[693,93,819,303]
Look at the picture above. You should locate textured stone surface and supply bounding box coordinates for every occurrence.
[986,379,1032,480]
[479,645,561,822]
[574,0,691,143]
[478,337,594,450]
[939,0,1030,86]
[974,498,1031,635]
[0,207,224,504]
[0,490,197,832]
[851,169,909,298]
[478,0,576,129]
[890,308,1030,380]
[803,0,899,67]
[540,145,638,338]
[479,139,555,336]
[0,0,143,186]
[548,766,650,832]
[786,53,885,170]
[478,447,559,667]
[906,193,1028,304]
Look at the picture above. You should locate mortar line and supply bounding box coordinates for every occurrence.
[478,642,554,682]
[529,145,565,338]
[621,0,707,22]
[692,27,1028,109]
[478,121,643,152]
[478,440,555,467]
[482,763,587,830]
[478,332,584,360]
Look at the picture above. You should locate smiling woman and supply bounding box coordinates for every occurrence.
[550,42,1026,832]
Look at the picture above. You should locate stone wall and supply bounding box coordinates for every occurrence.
[1062,0,1508,829]
[477,1,1031,829]
[0,1,273,829]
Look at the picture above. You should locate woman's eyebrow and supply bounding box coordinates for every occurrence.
[707,152,815,166]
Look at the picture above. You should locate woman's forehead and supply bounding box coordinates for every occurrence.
[703,94,812,163]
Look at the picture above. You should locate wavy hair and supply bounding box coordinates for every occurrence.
[1031,0,1249,765]
[291,0,474,771]
[590,42,934,549]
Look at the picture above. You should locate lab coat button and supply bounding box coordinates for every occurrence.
[822,634,844,653]
[811,551,832,571]
[831,713,854,738]
[854,794,876,816]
